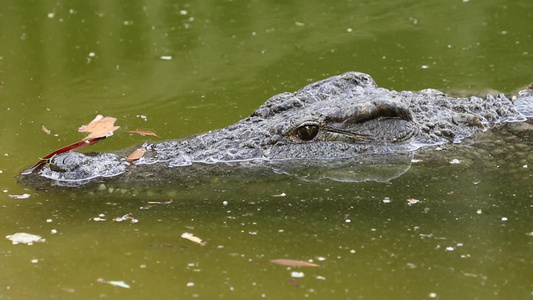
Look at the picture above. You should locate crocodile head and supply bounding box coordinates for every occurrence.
[245,72,421,160]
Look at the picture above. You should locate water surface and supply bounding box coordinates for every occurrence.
[0,0,531,299]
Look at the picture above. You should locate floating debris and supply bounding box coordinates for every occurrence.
[407,198,420,206]
[291,271,305,278]
[181,232,206,246]
[268,259,320,268]
[42,125,51,135]
[287,278,299,287]
[97,278,131,289]
[113,213,139,223]
[78,115,120,141]
[8,193,31,199]
[126,146,146,163]
[147,199,173,205]
[6,232,45,245]
[127,130,159,137]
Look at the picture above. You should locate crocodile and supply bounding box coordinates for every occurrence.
[19,72,533,189]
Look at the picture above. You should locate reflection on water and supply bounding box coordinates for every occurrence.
[270,152,413,183]
[0,0,532,299]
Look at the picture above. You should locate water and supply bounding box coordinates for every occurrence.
[0,0,532,299]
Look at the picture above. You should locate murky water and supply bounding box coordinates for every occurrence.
[0,1,531,299]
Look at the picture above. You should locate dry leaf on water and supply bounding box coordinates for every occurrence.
[78,115,120,141]
[181,232,207,246]
[127,130,159,137]
[268,259,321,268]
[126,146,146,162]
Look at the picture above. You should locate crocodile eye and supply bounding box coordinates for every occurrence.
[296,124,319,141]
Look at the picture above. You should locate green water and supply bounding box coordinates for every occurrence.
[0,0,532,299]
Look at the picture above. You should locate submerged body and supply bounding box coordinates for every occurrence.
[19,72,533,189]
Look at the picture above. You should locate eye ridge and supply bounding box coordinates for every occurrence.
[296,124,319,141]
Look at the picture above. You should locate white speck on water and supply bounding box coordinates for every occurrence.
[31,259,39,264]
[222,201,228,206]
[8,193,31,199]
[449,159,462,164]
[6,233,46,245]
[51,229,57,234]
[476,209,483,214]
[347,28,353,32]
[429,292,437,298]
[421,65,429,69]
[47,12,55,18]
[407,198,420,206]
[186,282,195,287]
[160,56,172,60]
[88,52,96,57]
[291,271,305,278]
[315,275,326,280]
[46,219,53,223]
[345,219,351,223]
[180,10,188,15]
[523,164,528,168]
[501,217,508,221]
[445,246,455,251]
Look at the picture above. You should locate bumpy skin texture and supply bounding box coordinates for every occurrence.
[20,72,533,188]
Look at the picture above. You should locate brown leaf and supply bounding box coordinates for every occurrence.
[126,146,146,163]
[78,115,120,141]
[268,259,321,268]
[127,130,159,137]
